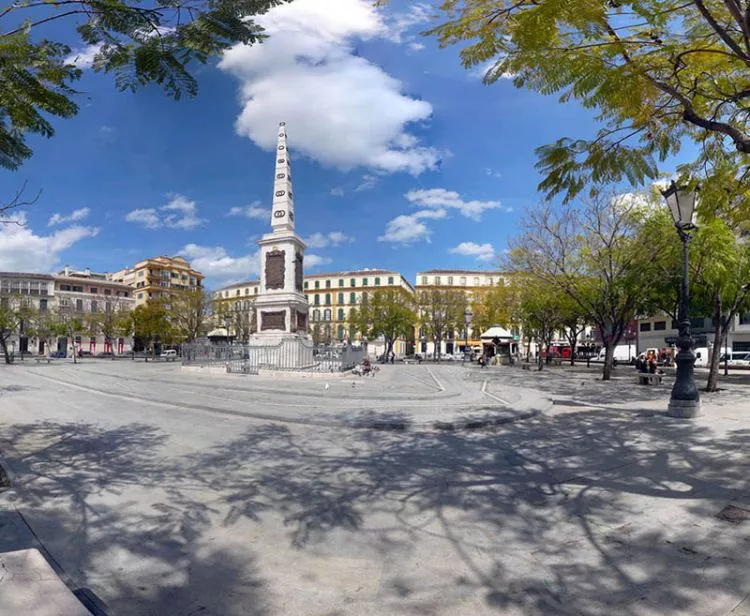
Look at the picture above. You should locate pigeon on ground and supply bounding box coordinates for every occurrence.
[324,383,330,390]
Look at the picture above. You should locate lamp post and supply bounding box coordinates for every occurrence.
[464,308,473,364]
[661,181,701,418]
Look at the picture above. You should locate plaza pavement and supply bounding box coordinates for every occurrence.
[0,360,748,615]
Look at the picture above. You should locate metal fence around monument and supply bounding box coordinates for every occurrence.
[180,340,366,374]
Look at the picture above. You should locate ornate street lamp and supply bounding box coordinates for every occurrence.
[661,181,701,418]
[464,308,473,362]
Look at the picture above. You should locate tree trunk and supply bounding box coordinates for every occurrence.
[705,295,723,392]
[602,344,614,380]
[0,336,11,364]
[536,338,544,371]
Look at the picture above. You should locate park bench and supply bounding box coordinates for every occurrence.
[637,373,663,386]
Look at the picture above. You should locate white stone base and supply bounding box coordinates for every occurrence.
[246,332,314,369]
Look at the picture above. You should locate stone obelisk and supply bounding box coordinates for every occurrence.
[249,122,312,367]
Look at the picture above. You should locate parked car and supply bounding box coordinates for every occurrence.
[720,351,750,366]
[399,353,423,364]
[160,349,178,361]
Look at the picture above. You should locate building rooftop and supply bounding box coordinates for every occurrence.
[214,279,261,292]
[0,272,55,280]
[304,269,403,278]
[416,269,506,275]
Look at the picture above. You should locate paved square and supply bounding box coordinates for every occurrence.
[0,361,748,615]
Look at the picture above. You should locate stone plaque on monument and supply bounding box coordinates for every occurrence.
[295,252,303,292]
[265,249,285,290]
[261,310,286,331]
[296,311,307,333]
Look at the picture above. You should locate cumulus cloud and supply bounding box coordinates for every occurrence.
[305,254,333,269]
[48,207,90,226]
[303,231,354,248]
[330,187,346,197]
[218,0,440,175]
[228,202,270,220]
[385,3,433,43]
[0,213,99,271]
[408,42,426,52]
[125,194,206,230]
[449,241,496,262]
[406,188,502,221]
[378,209,447,244]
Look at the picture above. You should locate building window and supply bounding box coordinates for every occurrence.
[460,276,467,285]
[337,325,345,341]
[350,278,356,287]
[315,280,320,289]
[362,278,368,286]
[388,276,394,285]
[326,280,331,288]
[338,279,344,287]
[740,313,750,325]
[39,299,47,312]
[314,295,320,305]
[473,277,480,286]
[138,293,143,300]
[639,322,651,332]
[447,276,454,285]
[350,292,356,305]
[76,299,83,312]
[104,289,111,296]
[245,288,250,295]
[374,277,381,286]
[313,309,320,321]
[304,281,308,289]
[487,277,493,285]
[421,276,428,285]
[105,302,112,312]
[236,289,240,296]
[435,276,441,285]
[338,293,344,304]
[337,308,344,321]
[654,321,666,331]
[323,309,331,321]
[254,288,258,294]
[325,293,331,305]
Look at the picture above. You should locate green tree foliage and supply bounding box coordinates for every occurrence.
[170,288,211,343]
[509,191,653,379]
[639,207,750,391]
[24,307,59,357]
[0,300,22,363]
[132,300,173,359]
[349,288,416,361]
[516,276,565,370]
[415,0,750,203]
[470,279,521,335]
[418,288,466,361]
[0,0,292,168]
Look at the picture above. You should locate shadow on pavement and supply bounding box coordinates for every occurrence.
[0,407,748,615]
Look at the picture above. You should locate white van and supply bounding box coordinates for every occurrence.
[597,345,634,363]
[160,349,178,362]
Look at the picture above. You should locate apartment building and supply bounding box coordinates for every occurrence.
[414,269,507,357]
[110,255,204,306]
[637,312,750,356]
[0,268,135,356]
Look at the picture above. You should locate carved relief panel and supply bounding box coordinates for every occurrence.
[265,249,285,290]
[261,311,286,331]
[296,311,307,333]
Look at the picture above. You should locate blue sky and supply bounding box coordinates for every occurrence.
[0,0,694,288]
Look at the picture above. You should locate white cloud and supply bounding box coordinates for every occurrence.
[125,194,206,230]
[484,167,503,179]
[330,187,346,197]
[218,0,440,175]
[305,254,333,269]
[303,231,354,248]
[408,42,426,52]
[406,188,502,221]
[48,207,90,226]
[377,209,447,244]
[449,241,495,262]
[125,208,161,229]
[64,43,102,68]
[385,3,433,43]
[0,213,99,271]
[355,174,378,192]
[228,202,270,220]
[470,59,515,81]
[180,244,261,285]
